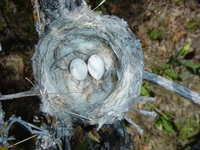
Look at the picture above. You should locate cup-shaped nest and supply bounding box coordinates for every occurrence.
[32,6,144,129]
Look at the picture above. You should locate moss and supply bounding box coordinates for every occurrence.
[147,29,162,41]
[186,17,200,32]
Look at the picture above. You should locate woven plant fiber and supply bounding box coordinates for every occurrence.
[32,5,144,130]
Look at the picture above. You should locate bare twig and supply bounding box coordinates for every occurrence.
[0,88,39,100]
[0,77,38,101]
[92,0,106,11]
[143,70,200,105]
[8,135,37,148]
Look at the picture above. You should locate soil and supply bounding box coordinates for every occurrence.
[0,0,200,149]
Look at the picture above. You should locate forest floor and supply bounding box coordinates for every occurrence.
[0,0,200,149]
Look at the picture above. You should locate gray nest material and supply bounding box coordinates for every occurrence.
[32,5,151,131]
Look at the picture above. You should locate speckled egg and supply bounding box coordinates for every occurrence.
[70,58,88,81]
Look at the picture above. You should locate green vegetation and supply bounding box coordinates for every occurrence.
[141,43,199,96]
[155,109,200,147]
[155,111,175,134]
[141,81,151,97]
[186,17,200,32]
[150,43,200,81]
[141,42,200,148]
[147,29,162,41]
[0,22,7,29]
[167,43,199,75]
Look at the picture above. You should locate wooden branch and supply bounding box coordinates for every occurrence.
[0,88,39,100]
[98,121,134,150]
[143,70,200,105]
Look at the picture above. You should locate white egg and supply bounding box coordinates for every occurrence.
[88,55,105,80]
[70,58,88,81]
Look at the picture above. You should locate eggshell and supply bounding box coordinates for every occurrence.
[88,55,105,80]
[70,58,88,81]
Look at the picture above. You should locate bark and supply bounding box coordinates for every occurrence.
[143,70,200,105]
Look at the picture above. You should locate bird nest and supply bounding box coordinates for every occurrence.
[32,6,144,130]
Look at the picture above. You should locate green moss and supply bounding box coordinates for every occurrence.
[147,29,162,41]
[186,17,200,32]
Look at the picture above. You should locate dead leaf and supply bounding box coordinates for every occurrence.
[140,144,152,150]
[172,30,187,42]
[172,95,179,102]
